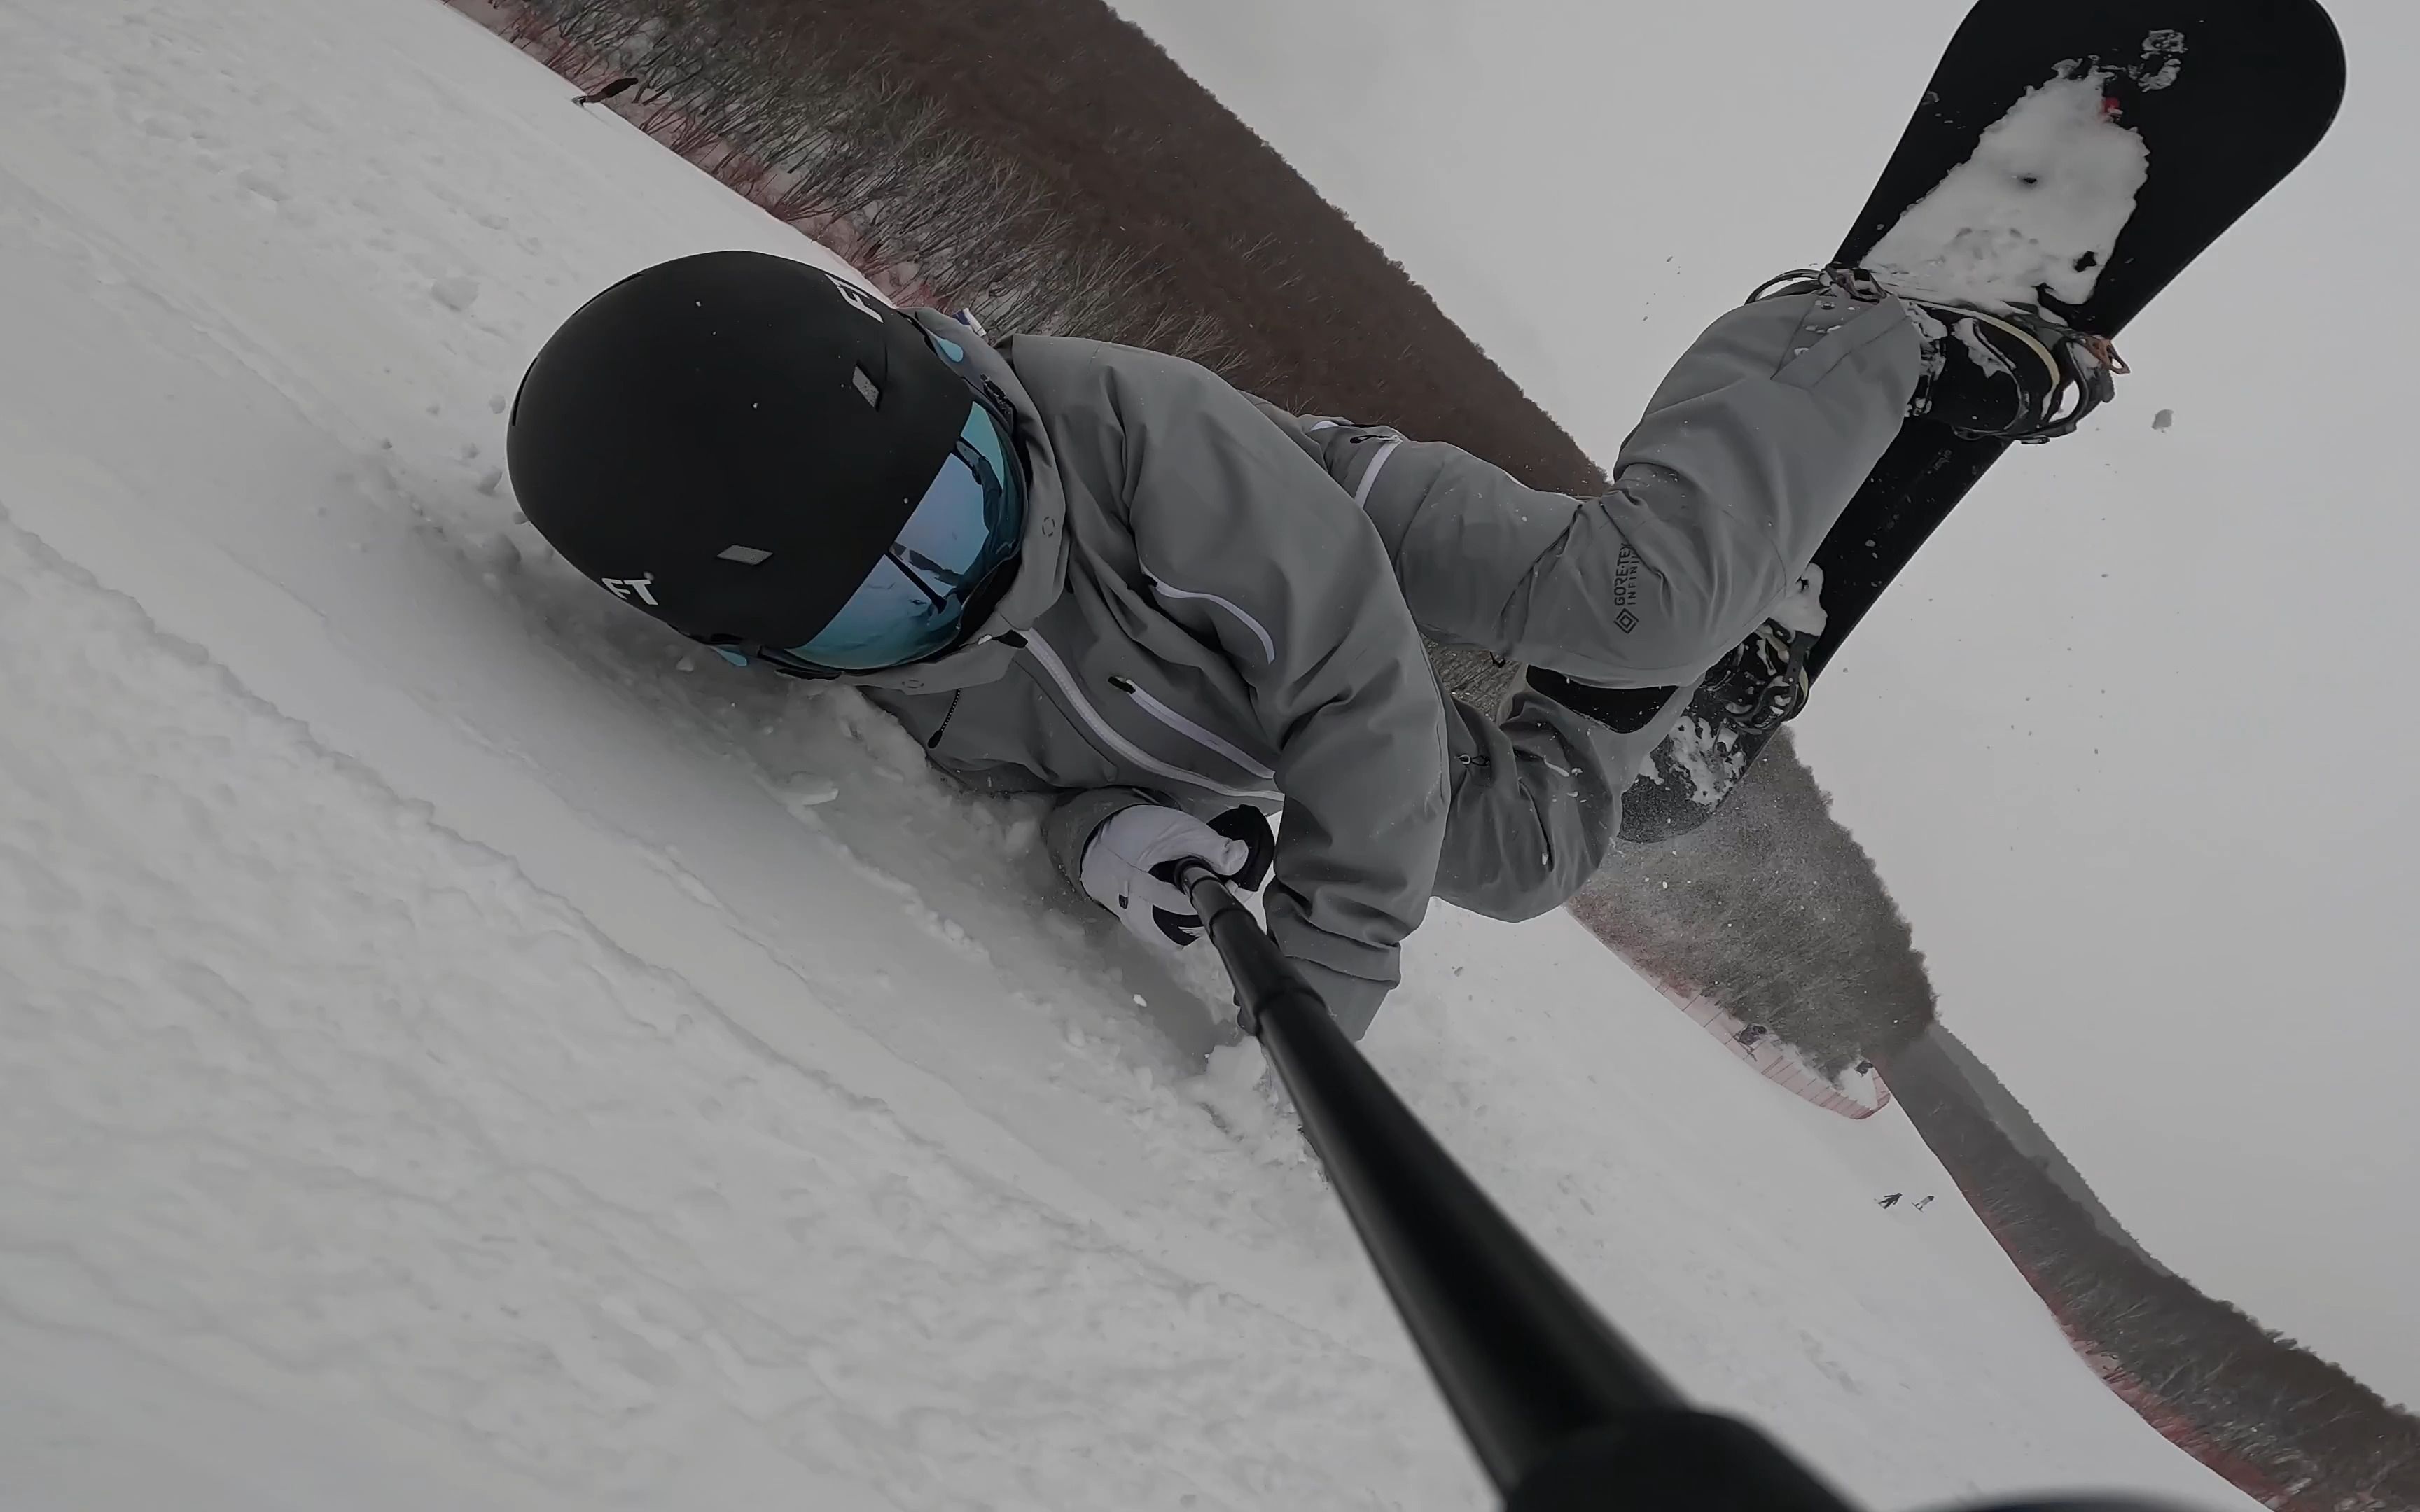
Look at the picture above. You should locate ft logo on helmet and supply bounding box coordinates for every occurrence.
[823,271,887,325]
[601,573,659,606]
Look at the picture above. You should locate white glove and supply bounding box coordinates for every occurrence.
[1079,804,1256,948]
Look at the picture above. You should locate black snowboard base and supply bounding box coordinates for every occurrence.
[1615,0,2344,843]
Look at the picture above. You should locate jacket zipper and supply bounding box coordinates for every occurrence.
[1143,573,1276,664]
[1020,630,1281,802]
[922,690,964,751]
[1108,676,1276,780]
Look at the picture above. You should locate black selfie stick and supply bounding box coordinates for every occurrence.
[1178,864,1858,1510]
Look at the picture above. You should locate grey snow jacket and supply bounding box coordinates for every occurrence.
[837,295,1918,1035]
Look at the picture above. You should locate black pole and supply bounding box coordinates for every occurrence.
[1178,867,1856,1509]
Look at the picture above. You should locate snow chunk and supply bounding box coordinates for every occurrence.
[1660,717,1748,805]
[2136,30,2187,91]
[1183,1040,1309,1168]
[775,773,842,813]
[1868,68,2148,311]
[429,274,480,312]
[1000,813,1041,858]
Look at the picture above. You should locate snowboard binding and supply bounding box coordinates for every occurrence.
[1751,265,2125,443]
[1705,620,1811,737]
[1902,295,2125,443]
[1617,1,2340,846]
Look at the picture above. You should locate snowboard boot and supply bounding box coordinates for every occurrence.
[1526,618,1810,758]
[1521,666,1685,735]
[1524,622,1811,741]
[1749,266,2123,443]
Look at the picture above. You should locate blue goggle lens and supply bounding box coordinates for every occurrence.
[769,402,1023,673]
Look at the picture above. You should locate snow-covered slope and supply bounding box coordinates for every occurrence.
[0,2,2260,1508]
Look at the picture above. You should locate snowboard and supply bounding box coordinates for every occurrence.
[1614,0,2344,843]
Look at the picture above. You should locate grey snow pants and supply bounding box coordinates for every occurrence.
[1302,288,1924,931]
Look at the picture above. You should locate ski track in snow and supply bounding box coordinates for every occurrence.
[0,1,2259,1508]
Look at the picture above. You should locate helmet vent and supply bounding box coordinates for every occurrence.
[716,544,774,565]
[851,367,881,407]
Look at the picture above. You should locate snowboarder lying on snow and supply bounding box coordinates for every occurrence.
[505,251,2102,1036]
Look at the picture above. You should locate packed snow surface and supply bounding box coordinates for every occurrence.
[1868,68,2150,310]
[0,1,2258,1508]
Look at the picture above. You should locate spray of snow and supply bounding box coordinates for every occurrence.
[1868,67,2150,312]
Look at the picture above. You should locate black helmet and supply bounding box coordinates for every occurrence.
[507,251,1022,664]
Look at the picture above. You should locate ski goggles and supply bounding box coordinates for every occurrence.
[711,398,1024,676]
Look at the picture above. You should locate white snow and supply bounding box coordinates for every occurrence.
[431,274,484,312]
[1867,68,2150,311]
[1770,561,1830,638]
[1660,717,1751,804]
[0,1,2262,1508]
[2135,31,2188,92]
